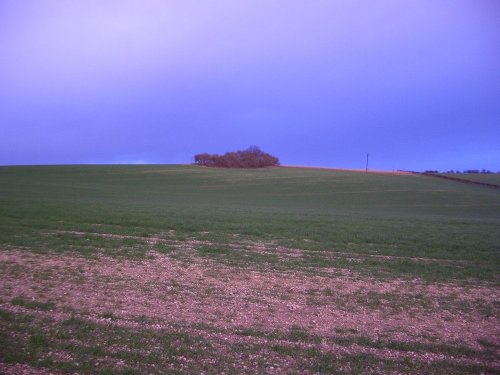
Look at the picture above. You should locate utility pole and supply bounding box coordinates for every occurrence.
[365,153,369,173]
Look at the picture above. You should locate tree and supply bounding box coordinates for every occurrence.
[194,147,279,168]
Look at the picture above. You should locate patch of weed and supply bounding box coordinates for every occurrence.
[11,296,54,311]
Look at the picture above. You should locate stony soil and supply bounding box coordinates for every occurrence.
[1,244,499,374]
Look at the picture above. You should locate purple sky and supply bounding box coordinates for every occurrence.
[1,1,499,170]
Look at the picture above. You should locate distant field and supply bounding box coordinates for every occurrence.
[440,173,500,186]
[0,165,499,374]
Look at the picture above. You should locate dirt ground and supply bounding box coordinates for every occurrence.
[1,245,499,373]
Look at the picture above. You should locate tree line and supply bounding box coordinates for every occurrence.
[194,147,279,168]
[424,169,498,174]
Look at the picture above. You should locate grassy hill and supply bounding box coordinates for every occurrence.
[440,173,500,186]
[1,165,499,374]
[1,164,499,282]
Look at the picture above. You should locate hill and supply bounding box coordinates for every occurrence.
[440,172,500,186]
[0,165,499,374]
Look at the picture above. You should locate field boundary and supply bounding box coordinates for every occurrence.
[418,173,500,190]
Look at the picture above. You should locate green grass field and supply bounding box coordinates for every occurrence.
[1,165,499,374]
[441,173,500,186]
[1,165,499,282]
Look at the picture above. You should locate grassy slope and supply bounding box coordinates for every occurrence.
[441,173,500,185]
[0,164,499,282]
[1,165,500,374]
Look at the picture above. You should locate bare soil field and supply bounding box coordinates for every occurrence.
[1,234,499,374]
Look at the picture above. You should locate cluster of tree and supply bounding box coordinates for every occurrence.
[424,169,498,174]
[194,147,279,168]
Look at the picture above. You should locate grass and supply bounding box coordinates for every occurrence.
[0,310,214,374]
[0,164,499,373]
[440,173,500,185]
[0,309,496,374]
[0,165,499,283]
[11,296,54,311]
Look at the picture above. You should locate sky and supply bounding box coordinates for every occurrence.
[0,1,499,171]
